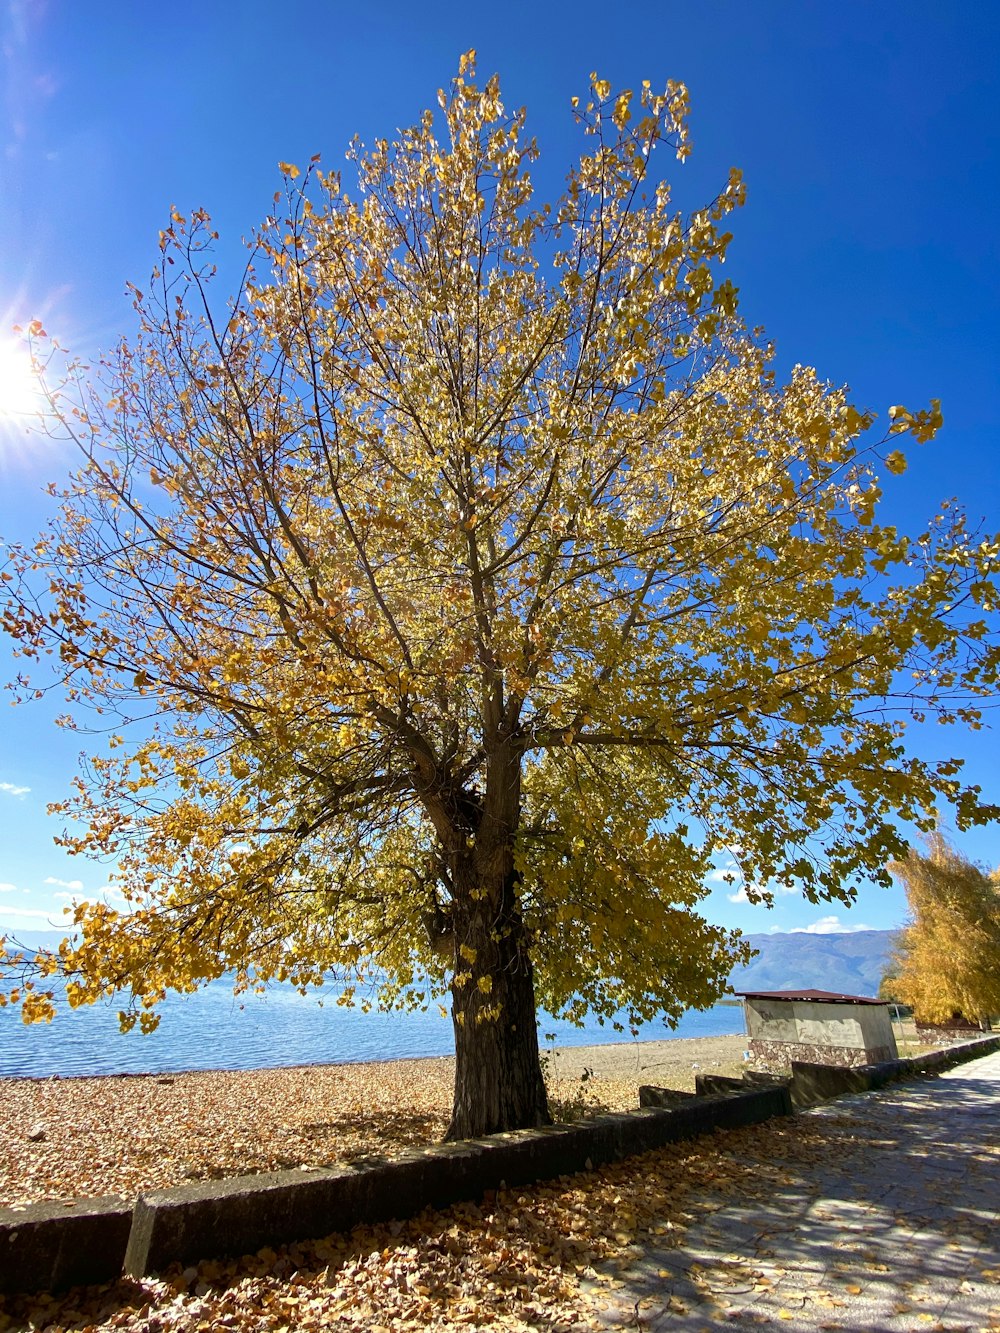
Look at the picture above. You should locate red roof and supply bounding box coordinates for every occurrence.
[736,988,885,1006]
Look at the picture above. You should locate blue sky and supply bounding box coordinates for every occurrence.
[0,0,997,941]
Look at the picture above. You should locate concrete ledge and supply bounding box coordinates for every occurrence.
[125,1086,790,1277]
[691,1073,745,1097]
[792,1033,1000,1105]
[742,1070,791,1088]
[634,1087,697,1109]
[0,1196,132,1295]
[688,1035,1000,1109]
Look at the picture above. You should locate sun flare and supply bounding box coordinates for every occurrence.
[0,336,46,422]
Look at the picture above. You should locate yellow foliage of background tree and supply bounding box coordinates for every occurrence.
[2,56,999,1137]
[889,833,1000,1027]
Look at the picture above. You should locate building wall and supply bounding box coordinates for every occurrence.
[854,1004,897,1056]
[744,998,898,1070]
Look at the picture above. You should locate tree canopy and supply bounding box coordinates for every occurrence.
[3,56,999,1136]
[889,833,1000,1026]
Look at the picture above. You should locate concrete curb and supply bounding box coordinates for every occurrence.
[791,1032,999,1104]
[692,1033,1000,1108]
[0,1196,132,1296]
[125,1085,790,1276]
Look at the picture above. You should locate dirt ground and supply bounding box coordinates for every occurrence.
[0,1033,748,1209]
[543,1031,748,1084]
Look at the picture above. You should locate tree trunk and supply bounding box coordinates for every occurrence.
[446,866,551,1140]
[413,733,550,1140]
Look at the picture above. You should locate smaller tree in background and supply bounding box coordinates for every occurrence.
[890,833,1000,1026]
[877,965,903,1005]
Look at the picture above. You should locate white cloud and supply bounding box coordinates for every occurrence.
[53,885,126,909]
[0,904,68,922]
[44,877,84,891]
[0,882,19,894]
[725,879,797,904]
[790,914,873,935]
[0,782,30,798]
[707,865,737,886]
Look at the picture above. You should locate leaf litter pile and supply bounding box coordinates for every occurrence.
[6,1092,996,1333]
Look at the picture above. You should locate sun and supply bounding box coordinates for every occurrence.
[0,336,45,423]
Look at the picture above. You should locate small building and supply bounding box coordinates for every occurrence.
[738,989,899,1069]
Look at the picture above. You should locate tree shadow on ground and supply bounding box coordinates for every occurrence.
[591,1071,1000,1329]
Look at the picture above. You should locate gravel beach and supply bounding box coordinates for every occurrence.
[0,1032,748,1209]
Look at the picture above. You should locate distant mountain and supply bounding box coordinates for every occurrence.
[2,926,897,999]
[728,930,897,997]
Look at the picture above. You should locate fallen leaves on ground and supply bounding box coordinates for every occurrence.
[3,1045,993,1331]
[0,1099,925,1333]
[0,1036,748,1209]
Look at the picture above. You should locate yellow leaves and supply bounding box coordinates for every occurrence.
[724,164,746,206]
[712,278,739,317]
[911,397,944,443]
[890,831,1000,1024]
[745,615,770,644]
[884,449,907,475]
[612,91,633,131]
[844,403,873,437]
[278,161,300,180]
[888,398,943,443]
[888,404,911,433]
[64,979,95,1008]
[20,990,56,1024]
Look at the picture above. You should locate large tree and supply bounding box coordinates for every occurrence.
[889,833,1000,1026]
[2,58,998,1137]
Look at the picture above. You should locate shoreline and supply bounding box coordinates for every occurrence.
[1,1033,748,1209]
[0,1025,747,1085]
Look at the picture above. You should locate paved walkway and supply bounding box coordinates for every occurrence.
[588,1051,1000,1331]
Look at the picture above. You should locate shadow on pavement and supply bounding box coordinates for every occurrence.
[593,1065,1000,1330]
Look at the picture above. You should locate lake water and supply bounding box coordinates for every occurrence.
[0,977,746,1079]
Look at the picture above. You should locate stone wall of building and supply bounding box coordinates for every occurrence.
[748,1037,897,1070]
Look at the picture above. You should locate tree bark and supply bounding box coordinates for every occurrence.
[445,860,551,1139]
[413,732,550,1140]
